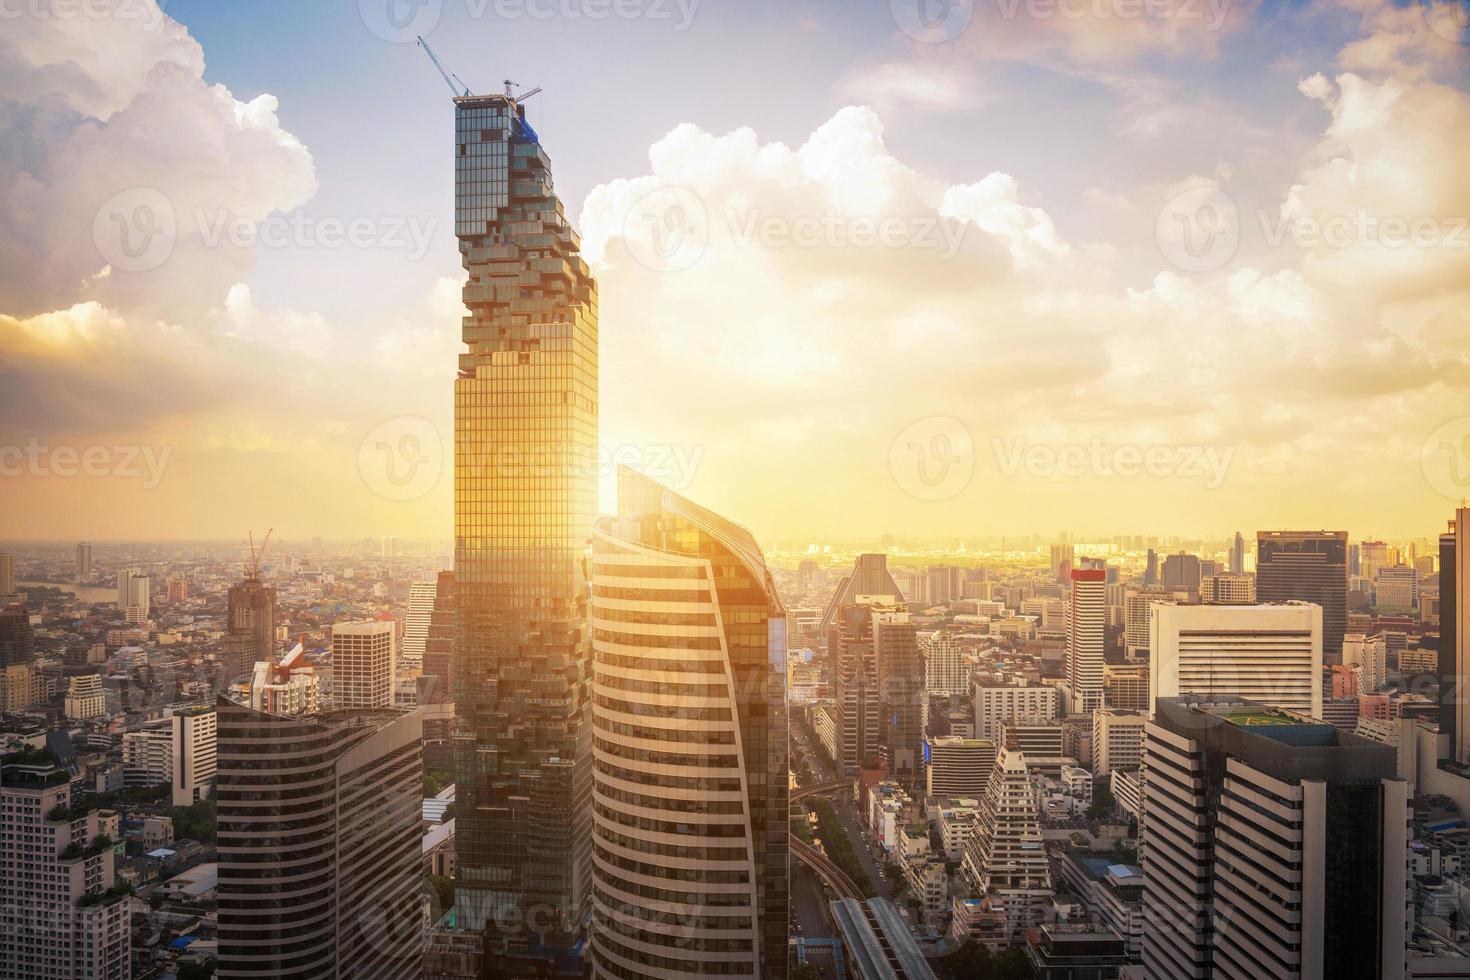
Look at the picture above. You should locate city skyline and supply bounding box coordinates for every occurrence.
[3,1,1469,542]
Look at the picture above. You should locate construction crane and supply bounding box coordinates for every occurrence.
[246,529,273,580]
[418,35,472,97]
[503,79,541,101]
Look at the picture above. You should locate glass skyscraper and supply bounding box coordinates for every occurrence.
[451,90,599,951]
[588,468,788,979]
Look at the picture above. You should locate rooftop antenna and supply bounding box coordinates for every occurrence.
[417,35,472,97]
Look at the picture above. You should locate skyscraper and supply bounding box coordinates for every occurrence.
[830,603,886,774]
[76,540,93,579]
[0,552,13,598]
[331,620,396,709]
[1067,568,1105,714]
[216,696,424,979]
[875,608,924,791]
[451,87,598,944]
[1229,531,1245,574]
[1149,602,1323,718]
[421,570,455,704]
[817,553,906,644]
[1144,548,1159,585]
[960,732,1053,946]
[587,468,788,979]
[117,566,150,623]
[221,572,276,688]
[1142,698,1406,979]
[1256,530,1348,658]
[1446,509,1468,764]
[400,580,436,670]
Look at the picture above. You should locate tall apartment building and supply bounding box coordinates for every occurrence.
[922,631,971,697]
[818,553,906,644]
[926,736,996,799]
[960,735,1053,946]
[1150,602,1323,719]
[1091,708,1146,777]
[1201,573,1255,604]
[1,753,130,980]
[76,540,93,579]
[1343,632,1388,696]
[451,88,598,945]
[400,580,436,671]
[117,566,150,624]
[420,570,455,704]
[1230,531,1245,574]
[65,673,106,720]
[587,468,788,979]
[1256,530,1348,658]
[1142,698,1407,980]
[331,620,395,709]
[1067,568,1106,714]
[216,696,424,979]
[221,572,276,687]
[973,679,1059,744]
[121,706,218,805]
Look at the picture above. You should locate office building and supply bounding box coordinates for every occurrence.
[818,553,906,643]
[960,732,1053,945]
[830,602,890,775]
[452,88,598,944]
[587,468,788,979]
[220,572,276,687]
[1201,572,1255,604]
[76,540,93,579]
[922,630,971,697]
[926,736,997,799]
[1375,565,1419,614]
[331,620,396,709]
[1124,587,1177,657]
[973,678,1058,744]
[1230,531,1245,575]
[1142,698,1407,980]
[1026,923,1131,979]
[0,552,12,598]
[420,570,455,704]
[216,696,423,978]
[1150,602,1323,719]
[400,580,435,671]
[1144,549,1159,585]
[1,752,130,980]
[249,643,320,715]
[1092,708,1146,777]
[0,602,34,667]
[1068,568,1106,714]
[1256,530,1348,658]
[121,706,217,806]
[1361,540,1389,580]
[1161,552,1202,593]
[1103,662,1149,712]
[875,610,924,790]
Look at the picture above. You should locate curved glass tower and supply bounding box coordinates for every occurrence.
[588,468,788,979]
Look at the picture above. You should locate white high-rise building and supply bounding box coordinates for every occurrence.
[1343,632,1389,696]
[1067,568,1106,714]
[118,567,150,624]
[960,737,1053,946]
[1150,602,1323,719]
[1091,708,1146,777]
[64,673,106,719]
[922,631,971,697]
[249,643,320,715]
[400,581,435,671]
[121,706,218,806]
[331,620,395,709]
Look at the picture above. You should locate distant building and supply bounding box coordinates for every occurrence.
[64,674,106,720]
[1160,553,1202,594]
[1091,708,1146,777]
[331,620,395,709]
[0,552,12,598]
[1201,572,1255,604]
[420,571,455,704]
[121,706,217,805]
[249,643,320,715]
[1103,662,1148,712]
[117,567,150,624]
[1026,923,1131,979]
[1123,587,1177,658]
[1256,530,1348,658]
[1150,602,1323,719]
[221,573,276,687]
[926,736,996,799]
[76,541,93,579]
[1142,697,1406,980]
[216,697,423,978]
[1376,565,1419,615]
[400,580,435,671]
[818,553,906,644]
[960,733,1053,946]
[973,679,1058,744]
[1,752,131,980]
[922,631,971,697]
[1067,568,1106,714]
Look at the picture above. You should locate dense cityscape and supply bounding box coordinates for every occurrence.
[5,1,1470,979]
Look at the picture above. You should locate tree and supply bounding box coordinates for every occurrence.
[791,963,820,980]
[425,874,455,914]
[1088,777,1116,820]
[168,799,217,844]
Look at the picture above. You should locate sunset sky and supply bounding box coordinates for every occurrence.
[2,0,1469,543]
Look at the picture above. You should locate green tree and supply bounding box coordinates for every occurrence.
[167,799,217,844]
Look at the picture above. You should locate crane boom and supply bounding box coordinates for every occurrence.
[418,35,471,97]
